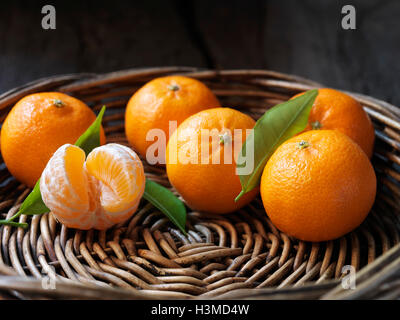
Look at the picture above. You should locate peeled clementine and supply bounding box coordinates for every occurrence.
[291,88,375,157]
[1,92,106,187]
[125,76,220,163]
[260,130,376,242]
[166,107,258,214]
[40,143,145,230]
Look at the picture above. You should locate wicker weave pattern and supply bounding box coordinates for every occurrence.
[0,67,399,300]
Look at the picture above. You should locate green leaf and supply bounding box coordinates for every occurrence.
[75,106,106,156]
[17,180,49,216]
[0,106,107,227]
[143,179,187,235]
[1,171,49,227]
[235,89,318,201]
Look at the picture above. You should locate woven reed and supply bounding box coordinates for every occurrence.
[0,67,399,300]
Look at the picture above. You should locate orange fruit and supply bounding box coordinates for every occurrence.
[40,143,145,230]
[125,76,220,162]
[260,130,376,242]
[291,88,375,157]
[1,92,106,188]
[166,107,258,214]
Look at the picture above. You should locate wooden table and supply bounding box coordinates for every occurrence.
[0,0,399,105]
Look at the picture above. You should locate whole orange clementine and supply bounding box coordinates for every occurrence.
[166,107,258,214]
[1,92,106,188]
[260,130,376,242]
[291,88,375,157]
[125,76,220,162]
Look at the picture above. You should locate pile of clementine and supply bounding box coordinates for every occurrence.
[0,75,377,240]
[260,88,376,241]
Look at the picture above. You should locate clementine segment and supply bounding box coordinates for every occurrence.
[166,108,258,214]
[260,130,376,242]
[40,143,145,230]
[1,92,106,188]
[291,88,375,157]
[125,76,220,162]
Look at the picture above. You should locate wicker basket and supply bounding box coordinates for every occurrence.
[0,67,399,300]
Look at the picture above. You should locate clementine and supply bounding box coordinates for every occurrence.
[291,88,375,157]
[125,76,220,163]
[1,92,106,188]
[260,130,376,242]
[166,107,258,214]
[41,143,145,230]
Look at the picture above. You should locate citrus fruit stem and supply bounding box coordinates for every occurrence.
[168,84,180,91]
[0,209,28,228]
[298,140,310,149]
[219,132,231,145]
[235,190,246,202]
[53,99,64,107]
[311,121,322,129]
[0,219,28,228]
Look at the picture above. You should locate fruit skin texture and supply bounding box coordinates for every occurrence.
[40,143,145,230]
[166,107,258,214]
[292,88,375,158]
[260,130,376,242]
[1,92,106,188]
[125,76,220,162]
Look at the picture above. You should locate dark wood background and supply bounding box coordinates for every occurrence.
[0,0,399,105]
